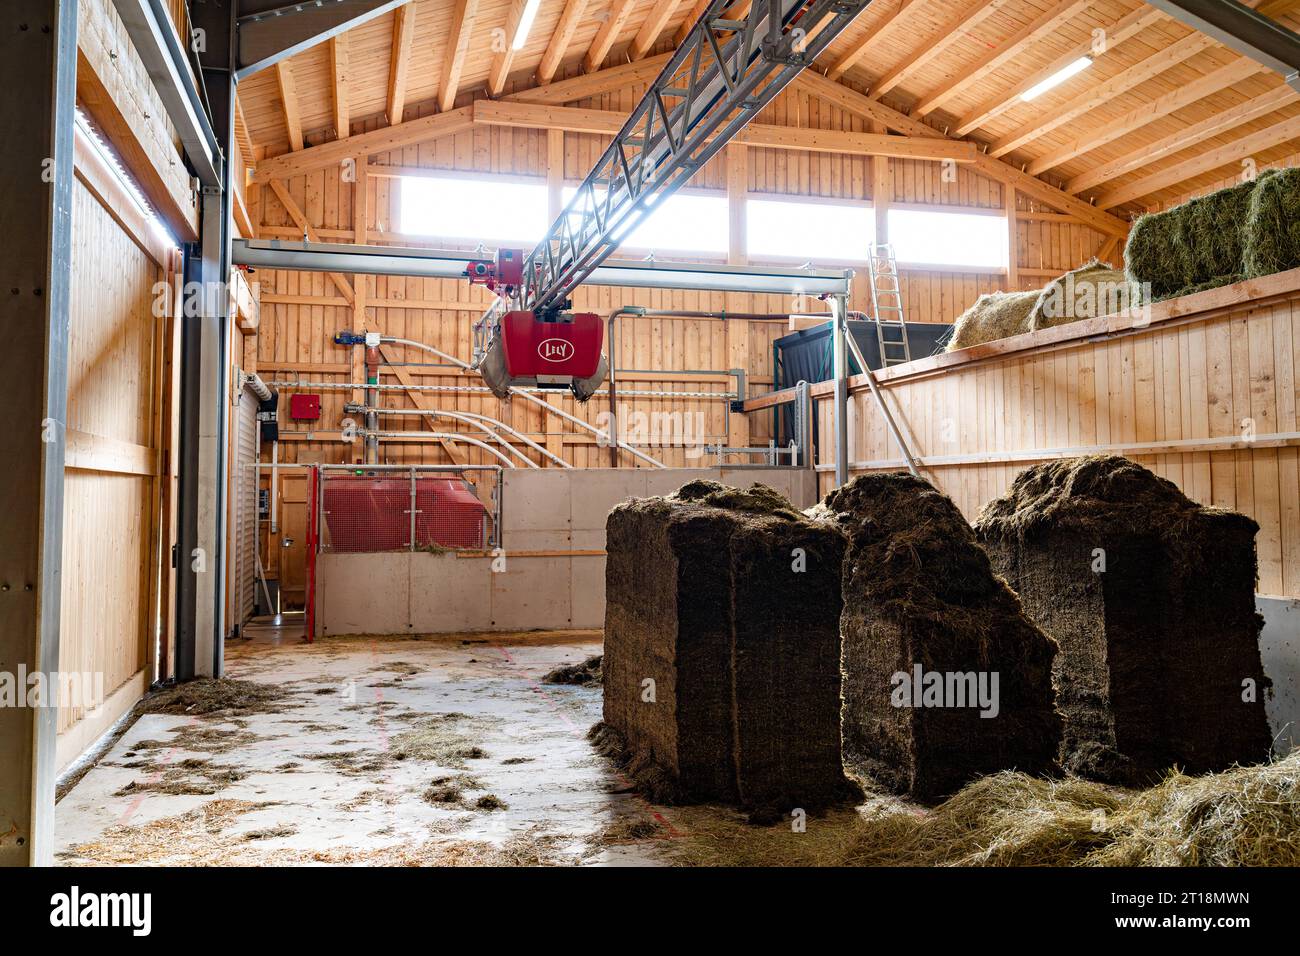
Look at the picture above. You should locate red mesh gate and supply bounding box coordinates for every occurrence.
[318,469,494,553]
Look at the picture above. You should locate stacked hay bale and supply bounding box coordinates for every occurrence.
[817,474,1061,801]
[1027,259,1143,331]
[974,456,1273,786]
[1244,166,1300,279]
[1126,168,1300,301]
[600,480,850,816]
[946,289,1039,351]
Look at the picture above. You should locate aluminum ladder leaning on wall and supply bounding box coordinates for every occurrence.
[867,243,912,367]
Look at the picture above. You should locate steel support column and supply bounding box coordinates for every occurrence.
[830,293,850,488]
[176,0,235,678]
[0,0,77,867]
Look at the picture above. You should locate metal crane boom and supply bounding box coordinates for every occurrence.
[520,0,874,313]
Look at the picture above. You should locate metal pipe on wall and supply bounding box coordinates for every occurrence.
[604,306,811,466]
[358,430,518,467]
[379,336,665,468]
[270,380,730,399]
[364,345,380,465]
[359,406,540,468]
[352,400,569,467]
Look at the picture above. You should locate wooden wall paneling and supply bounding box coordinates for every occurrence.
[61,170,169,739]
[810,274,1300,598]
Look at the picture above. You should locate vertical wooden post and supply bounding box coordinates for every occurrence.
[351,158,367,408]
[1005,186,1019,291]
[547,129,564,221]
[871,125,891,247]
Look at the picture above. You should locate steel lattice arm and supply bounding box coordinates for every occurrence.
[520,0,874,312]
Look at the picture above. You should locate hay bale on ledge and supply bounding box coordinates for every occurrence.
[1028,259,1142,331]
[600,480,850,816]
[1125,177,1256,301]
[974,456,1273,786]
[819,474,1061,801]
[1243,167,1300,280]
[946,289,1039,351]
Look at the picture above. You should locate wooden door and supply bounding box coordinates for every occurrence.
[279,472,308,609]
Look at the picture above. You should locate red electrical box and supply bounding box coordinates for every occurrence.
[499,310,604,382]
[289,393,321,420]
[494,248,523,287]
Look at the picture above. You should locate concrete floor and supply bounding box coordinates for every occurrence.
[54,625,679,866]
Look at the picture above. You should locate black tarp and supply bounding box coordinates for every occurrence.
[772,320,953,445]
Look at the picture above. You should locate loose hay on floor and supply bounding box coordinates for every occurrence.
[114,759,247,797]
[389,713,497,768]
[975,456,1273,785]
[664,752,1300,867]
[819,474,1061,801]
[542,655,603,686]
[137,678,294,717]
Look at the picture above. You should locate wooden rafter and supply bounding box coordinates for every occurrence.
[1025,57,1267,176]
[275,60,304,151]
[954,6,1162,137]
[387,2,417,126]
[538,0,589,85]
[488,0,528,96]
[988,31,1214,160]
[474,99,980,161]
[674,0,710,45]
[912,0,1090,118]
[1065,85,1296,196]
[827,0,918,80]
[585,0,639,72]
[267,179,355,303]
[795,69,1129,236]
[251,54,672,183]
[253,107,475,183]
[330,34,351,140]
[439,0,480,111]
[512,50,671,102]
[234,94,255,159]
[630,0,681,62]
[1095,112,1300,209]
[867,0,993,100]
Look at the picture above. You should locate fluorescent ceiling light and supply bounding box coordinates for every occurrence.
[513,0,543,50]
[1021,56,1092,101]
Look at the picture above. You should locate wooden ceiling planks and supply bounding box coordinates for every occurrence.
[234,0,1300,220]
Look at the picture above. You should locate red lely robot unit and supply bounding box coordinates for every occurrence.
[464,248,608,403]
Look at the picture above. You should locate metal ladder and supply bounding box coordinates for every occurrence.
[867,243,911,367]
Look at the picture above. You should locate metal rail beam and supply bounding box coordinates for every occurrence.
[1146,0,1300,90]
[176,0,237,679]
[233,238,852,296]
[112,0,221,185]
[236,0,409,79]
